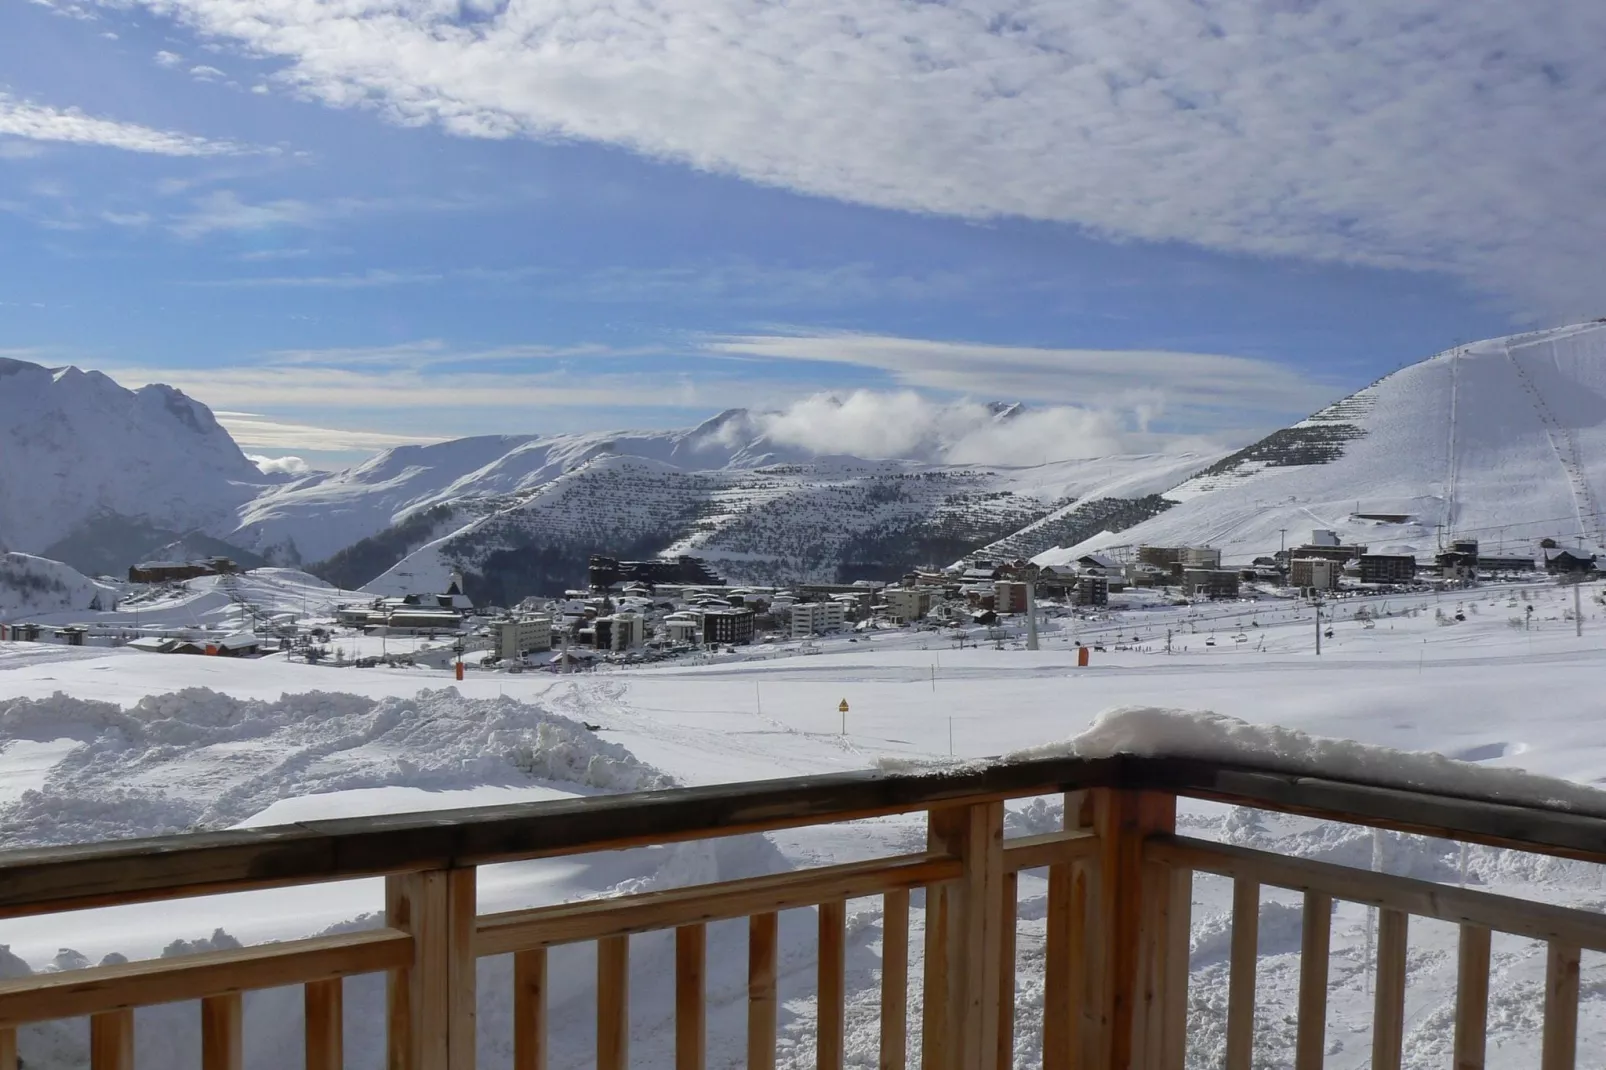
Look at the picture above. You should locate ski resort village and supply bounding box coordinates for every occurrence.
[3,322,1606,1070]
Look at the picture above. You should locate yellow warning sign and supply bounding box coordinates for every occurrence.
[838,698,850,713]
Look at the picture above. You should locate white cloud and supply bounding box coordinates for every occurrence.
[706,331,1332,427]
[216,413,445,451]
[247,453,315,475]
[114,0,1606,318]
[189,65,226,81]
[0,93,242,156]
[154,50,183,68]
[756,392,1156,465]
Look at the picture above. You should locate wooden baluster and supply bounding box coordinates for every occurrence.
[997,871,1017,1070]
[926,800,1005,1070]
[676,925,706,1070]
[1155,863,1192,1069]
[920,860,950,1070]
[202,992,243,1070]
[1372,910,1408,1070]
[90,1008,134,1070]
[514,949,548,1070]
[1293,893,1331,1070]
[1452,925,1490,1070]
[306,978,344,1070]
[748,913,779,1070]
[880,889,910,1070]
[1225,879,1259,1070]
[819,900,847,1070]
[0,1027,14,1070]
[597,935,630,1070]
[1042,860,1074,1070]
[387,867,477,1070]
[1542,942,1580,1070]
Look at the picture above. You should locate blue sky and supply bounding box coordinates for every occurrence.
[3,0,1602,468]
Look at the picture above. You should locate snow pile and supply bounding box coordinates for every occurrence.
[0,687,672,847]
[1020,705,1606,815]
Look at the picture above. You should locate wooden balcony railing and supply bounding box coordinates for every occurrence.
[2,751,1605,1069]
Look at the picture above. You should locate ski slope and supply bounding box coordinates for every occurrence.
[2,579,1606,1067]
[1040,321,1606,565]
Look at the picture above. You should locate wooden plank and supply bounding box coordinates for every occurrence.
[1000,830,1098,873]
[478,852,959,956]
[1157,864,1192,1070]
[0,929,410,1028]
[0,1027,13,1070]
[1136,757,1606,868]
[996,872,1016,1070]
[676,925,705,1070]
[1225,879,1258,1070]
[513,950,547,1070]
[748,913,778,1070]
[202,991,243,1070]
[90,1008,133,1070]
[1065,790,1098,1070]
[304,978,344,1070]
[1372,910,1407,1070]
[1293,893,1331,1070]
[1541,942,1580,1070]
[1041,862,1073,1070]
[597,935,630,1070]
[928,801,1006,1070]
[447,869,477,1070]
[819,900,847,1070]
[920,877,948,1070]
[880,889,910,1070]
[1150,835,1606,954]
[1452,925,1489,1070]
[0,756,1128,920]
[1093,790,1174,1070]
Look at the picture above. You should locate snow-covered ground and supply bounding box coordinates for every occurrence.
[2,578,1604,1068]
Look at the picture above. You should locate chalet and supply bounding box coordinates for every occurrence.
[1544,547,1597,574]
[1076,553,1122,573]
[213,633,261,658]
[127,557,239,584]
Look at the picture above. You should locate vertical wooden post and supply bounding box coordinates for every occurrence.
[0,1028,14,1070]
[1293,893,1331,1070]
[1042,859,1074,1070]
[1155,863,1192,1070]
[306,978,344,1070]
[1452,925,1490,1070]
[997,871,1017,1070]
[202,992,244,1070]
[1372,909,1408,1070]
[387,867,477,1070]
[920,857,950,1070]
[926,800,1005,1070]
[1541,943,1580,1070]
[1089,789,1178,1070]
[676,925,706,1070]
[1225,879,1259,1070]
[90,1009,134,1070]
[881,890,910,1070]
[748,912,779,1070]
[597,935,630,1070]
[513,949,548,1070]
[819,900,847,1070]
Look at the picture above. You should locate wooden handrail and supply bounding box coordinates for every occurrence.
[1150,834,1606,951]
[0,928,412,1027]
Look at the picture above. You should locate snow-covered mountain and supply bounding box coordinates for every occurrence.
[1037,320,1606,566]
[0,358,269,574]
[358,451,1210,602]
[0,552,120,620]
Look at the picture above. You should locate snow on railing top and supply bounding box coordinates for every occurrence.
[1006,706,1606,816]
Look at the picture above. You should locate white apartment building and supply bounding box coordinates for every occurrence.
[497,615,553,662]
[790,600,846,639]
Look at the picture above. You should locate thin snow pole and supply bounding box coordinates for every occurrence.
[1026,582,1039,651]
[1575,579,1584,638]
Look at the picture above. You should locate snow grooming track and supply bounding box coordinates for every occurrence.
[1505,337,1606,547]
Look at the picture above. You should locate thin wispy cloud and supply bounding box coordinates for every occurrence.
[215,412,446,451]
[111,0,1606,317]
[0,93,243,156]
[705,332,1335,425]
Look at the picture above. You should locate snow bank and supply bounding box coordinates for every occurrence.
[1011,706,1606,815]
[0,687,673,847]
